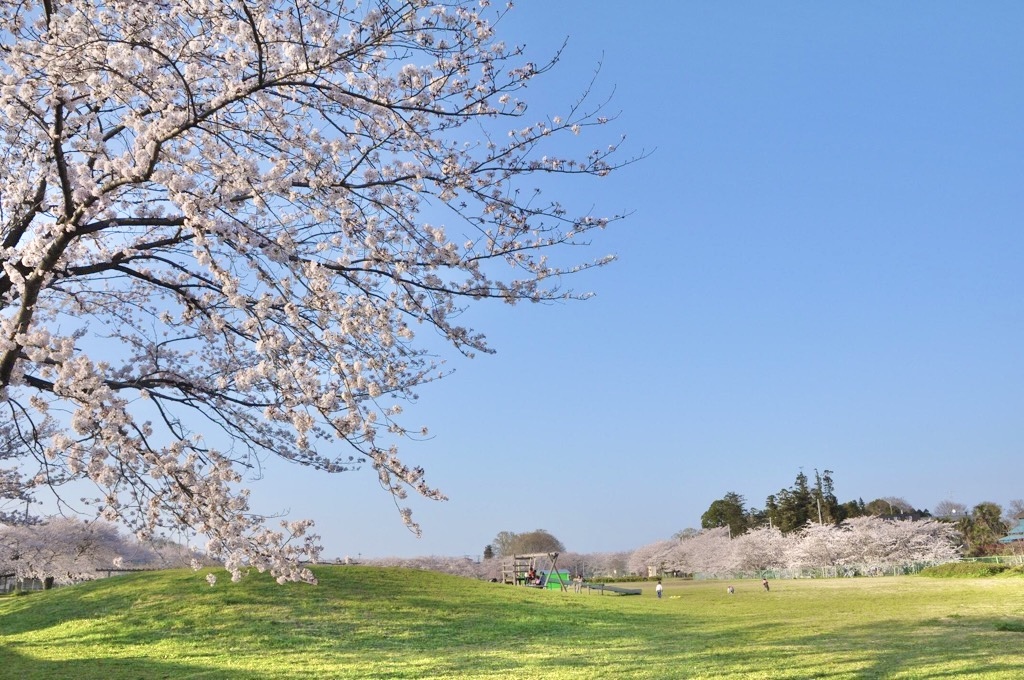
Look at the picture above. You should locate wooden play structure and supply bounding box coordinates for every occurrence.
[501,552,570,591]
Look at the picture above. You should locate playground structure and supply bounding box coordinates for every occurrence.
[501,552,570,591]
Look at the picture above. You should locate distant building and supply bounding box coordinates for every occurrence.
[998,512,1024,545]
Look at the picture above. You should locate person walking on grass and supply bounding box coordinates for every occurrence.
[656,579,663,599]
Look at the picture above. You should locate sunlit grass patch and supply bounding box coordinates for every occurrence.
[1,567,1023,678]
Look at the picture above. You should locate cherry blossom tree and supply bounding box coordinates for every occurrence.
[565,550,627,578]
[0,422,35,524]
[362,549,628,581]
[363,554,489,580]
[631,518,960,578]
[781,517,961,574]
[729,525,786,572]
[0,467,32,525]
[629,528,734,576]
[554,550,609,579]
[822,516,959,572]
[0,1,631,583]
[675,526,732,575]
[783,521,843,571]
[0,517,130,586]
[626,539,677,576]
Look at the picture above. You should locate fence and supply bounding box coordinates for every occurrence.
[960,555,1024,565]
[0,574,44,593]
[693,562,946,581]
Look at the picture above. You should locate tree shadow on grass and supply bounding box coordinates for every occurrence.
[0,578,146,637]
[0,646,280,680]
[0,568,487,679]
[341,589,1024,679]
[773,615,1024,679]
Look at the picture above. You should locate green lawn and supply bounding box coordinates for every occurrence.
[1,567,1023,678]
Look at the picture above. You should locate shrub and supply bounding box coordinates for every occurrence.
[998,565,1024,577]
[919,562,1010,578]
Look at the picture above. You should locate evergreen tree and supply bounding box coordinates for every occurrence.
[701,492,748,537]
[957,502,1008,556]
[774,471,814,532]
[812,469,841,524]
[764,494,780,530]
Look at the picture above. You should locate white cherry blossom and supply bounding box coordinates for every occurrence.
[0,0,631,583]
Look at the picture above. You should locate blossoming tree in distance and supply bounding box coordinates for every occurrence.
[0,0,632,583]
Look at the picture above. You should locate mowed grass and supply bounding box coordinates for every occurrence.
[1,567,1023,679]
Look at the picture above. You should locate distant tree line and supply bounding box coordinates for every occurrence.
[485,529,565,558]
[363,550,631,582]
[0,517,210,589]
[632,516,961,578]
[699,468,1023,557]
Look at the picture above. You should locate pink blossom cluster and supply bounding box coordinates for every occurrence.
[630,517,962,577]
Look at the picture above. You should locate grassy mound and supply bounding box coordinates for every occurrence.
[2,567,1024,678]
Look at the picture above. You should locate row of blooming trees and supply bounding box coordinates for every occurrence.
[0,0,630,583]
[0,516,961,587]
[364,549,630,581]
[0,517,203,588]
[630,517,962,578]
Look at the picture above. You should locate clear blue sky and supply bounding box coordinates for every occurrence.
[255,1,1024,559]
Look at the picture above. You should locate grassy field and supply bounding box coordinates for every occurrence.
[1,567,1023,679]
